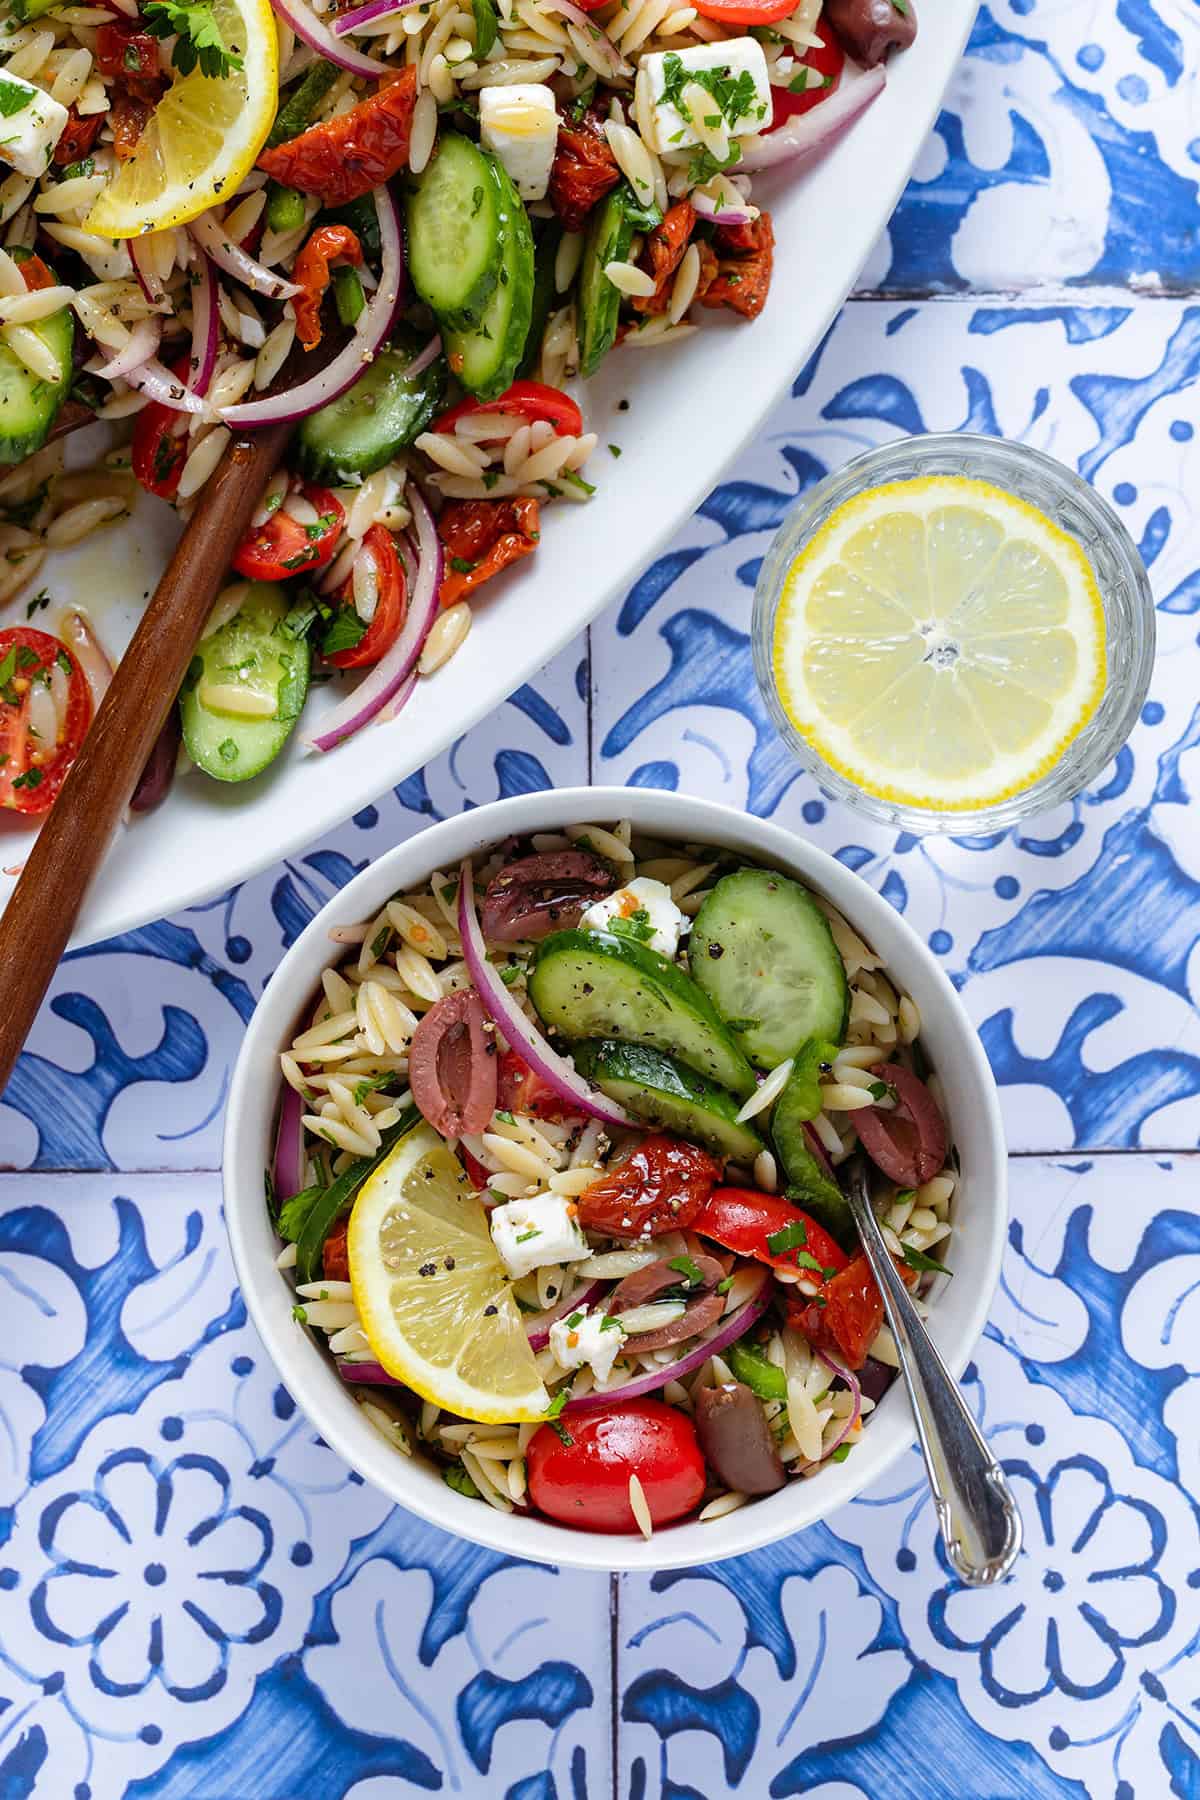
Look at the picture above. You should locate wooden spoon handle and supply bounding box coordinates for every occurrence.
[0,420,292,1093]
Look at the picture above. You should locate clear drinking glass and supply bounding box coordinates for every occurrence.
[751,433,1156,836]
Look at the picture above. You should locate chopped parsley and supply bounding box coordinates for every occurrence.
[470,0,498,55]
[765,1220,808,1256]
[830,1443,852,1463]
[902,1244,953,1277]
[565,1311,585,1329]
[0,77,32,119]
[24,589,49,618]
[667,1254,703,1287]
[277,1184,323,1242]
[659,51,766,133]
[515,1227,541,1243]
[789,68,831,93]
[868,1080,896,1102]
[370,923,392,958]
[544,1389,570,1419]
[608,907,655,944]
[449,556,477,574]
[321,609,368,658]
[11,766,42,791]
[143,0,245,78]
[291,1303,308,1324]
[608,443,622,458]
[494,1109,516,1125]
[715,1274,734,1294]
[499,961,525,987]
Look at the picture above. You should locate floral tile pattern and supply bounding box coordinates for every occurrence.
[2,0,1200,1789]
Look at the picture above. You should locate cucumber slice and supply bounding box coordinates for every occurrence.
[690,869,850,1070]
[406,131,505,329]
[577,187,633,378]
[572,1040,763,1162]
[0,302,73,464]
[528,928,756,1098]
[179,582,310,782]
[442,154,534,401]
[294,329,446,483]
[517,221,560,378]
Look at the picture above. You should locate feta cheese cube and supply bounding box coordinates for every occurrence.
[549,1306,627,1384]
[635,39,771,156]
[0,74,68,178]
[579,876,688,960]
[479,83,559,201]
[490,1192,591,1281]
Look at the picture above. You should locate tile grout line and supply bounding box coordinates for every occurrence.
[610,1570,621,1800]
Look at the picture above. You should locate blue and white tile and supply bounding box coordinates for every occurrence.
[592,296,1200,1152]
[874,2,1200,292]
[0,1172,611,1800]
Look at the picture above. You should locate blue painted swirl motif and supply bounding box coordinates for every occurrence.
[1,0,1199,1784]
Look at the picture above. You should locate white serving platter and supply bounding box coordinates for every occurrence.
[1,9,976,945]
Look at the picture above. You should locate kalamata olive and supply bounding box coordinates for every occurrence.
[480,851,618,942]
[608,1251,725,1312]
[408,990,497,1137]
[824,0,916,66]
[130,710,180,813]
[623,1289,726,1352]
[694,1381,785,1495]
[856,1356,897,1406]
[853,1063,947,1188]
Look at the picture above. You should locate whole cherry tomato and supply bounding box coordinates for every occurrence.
[322,525,407,670]
[691,1187,848,1279]
[495,1046,577,1122]
[0,628,92,815]
[131,355,191,499]
[256,67,418,207]
[526,1400,707,1532]
[575,1135,722,1241]
[232,480,344,583]
[433,380,583,440]
[767,20,844,126]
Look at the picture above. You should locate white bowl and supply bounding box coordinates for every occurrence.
[224,788,1007,1572]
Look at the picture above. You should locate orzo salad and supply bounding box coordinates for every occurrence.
[270,821,956,1536]
[0,0,912,817]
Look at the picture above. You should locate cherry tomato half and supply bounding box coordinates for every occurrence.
[323,524,407,670]
[232,481,344,583]
[0,627,92,815]
[768,20,844,126]
[691,1187,848,1278]
[496,1046,578,1122]
[575,1135,723,1241]
[433,380,583,440]
[131,355,191,500]
[693,0,800,26]
[526,1400,707,1532]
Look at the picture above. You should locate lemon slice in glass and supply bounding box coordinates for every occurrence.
[348,1123,549,1424]
[773,475,1108,811]
[84,0,277,238]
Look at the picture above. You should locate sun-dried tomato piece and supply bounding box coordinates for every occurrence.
[633,201,695,316]
[699,211,775,320]
[292,223,363,351]
[548,113,621,233]
[109,93,153,163]
[323,1217,350,1281]
[257,68,417,206]
[53,105,103,166]
[437,497,540,609]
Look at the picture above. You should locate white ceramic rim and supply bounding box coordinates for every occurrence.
[224,787,1007,1571]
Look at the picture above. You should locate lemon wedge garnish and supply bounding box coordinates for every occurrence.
[84,0,277,237]
[348,1124,550,1425]
[773,475,1107,811]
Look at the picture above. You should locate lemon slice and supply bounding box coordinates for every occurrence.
[84,0,277,237]
[773,475,1108,811]
[348,1124,549,1424]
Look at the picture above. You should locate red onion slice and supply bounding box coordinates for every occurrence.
[304,478,439,751]
[458,859,635,1131]
[815,1348,861,1459]
[333,0,424,34]
[60,608,113,710]
[404,332,442,379]
[737,61,885,172]
[273,1081,307,1199]
[337,1360,402,1385]
[691,198,756,225]
[120,355,217,419]
[564,1271,771,1410]
[222,185,403,430]
[270,0,391,77]
[188,250,218,396]
[128,236,165,304]
[90,314,161,381]
[189,212,301,300]
[524,1279,607,1351]
[542,0,630,75]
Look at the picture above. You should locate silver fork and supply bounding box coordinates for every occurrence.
[844,1151,1023,1586]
